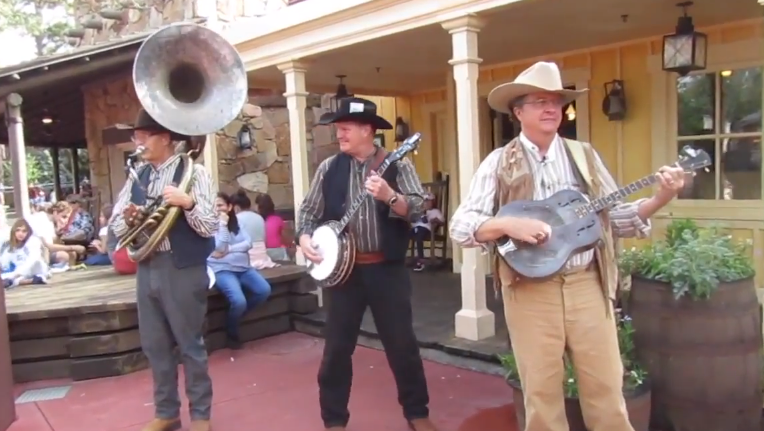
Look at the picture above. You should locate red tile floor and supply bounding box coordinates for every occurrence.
[8,333,518,431]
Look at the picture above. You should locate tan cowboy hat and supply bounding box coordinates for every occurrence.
[487,61,588,114]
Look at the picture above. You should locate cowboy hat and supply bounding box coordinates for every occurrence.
[487,62,588,114]
[318,97,393,130]
[116,108,191,142]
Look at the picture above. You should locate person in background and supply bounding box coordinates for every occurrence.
[33,202,85,270]
[230,189,278,269]
[410,193,445,272]
[209,192,272,350]
[84,204,117,266]
[256,193,289,262]
[1,219,49,288]
[57,194,95,243]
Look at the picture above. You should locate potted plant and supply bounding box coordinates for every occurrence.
[619,219,760,431]
[498,309,651,431]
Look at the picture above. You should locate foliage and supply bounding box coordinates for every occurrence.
[0,0,79,57]
[498,310,647,398]
[1,146,88,189]
[618,219,755,300]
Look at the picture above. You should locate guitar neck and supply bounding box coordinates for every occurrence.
[584,173,660,215]
[336,158,393,230]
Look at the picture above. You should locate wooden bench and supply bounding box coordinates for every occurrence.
[6,265,317,383]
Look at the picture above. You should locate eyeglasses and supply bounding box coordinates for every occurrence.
[523,99,565,109]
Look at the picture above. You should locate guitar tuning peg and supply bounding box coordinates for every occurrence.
[704,167,710,173]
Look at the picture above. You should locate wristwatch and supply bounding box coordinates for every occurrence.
[387,194,399,206]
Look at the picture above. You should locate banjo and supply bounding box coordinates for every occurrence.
[495,145,711,279]
[307,133,423,288]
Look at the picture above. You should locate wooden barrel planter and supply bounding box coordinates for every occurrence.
[507,380,651,431]
[629,275,763,431]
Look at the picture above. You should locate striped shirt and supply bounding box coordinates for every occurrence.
[449,133,651,268]
[297,149,426,253]
[110,154,218,252]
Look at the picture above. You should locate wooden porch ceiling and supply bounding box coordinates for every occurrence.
[0,32,152,149]
[247,0,760,95]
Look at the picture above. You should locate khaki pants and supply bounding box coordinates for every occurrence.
[503,268,633,431]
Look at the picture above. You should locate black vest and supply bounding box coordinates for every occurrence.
[130,158,215,268]
[321,153,410,263]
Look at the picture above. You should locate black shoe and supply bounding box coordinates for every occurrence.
[226,337,243,350]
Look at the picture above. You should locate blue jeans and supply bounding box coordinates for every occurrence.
[84,253,111,266]
[215,268,272,340]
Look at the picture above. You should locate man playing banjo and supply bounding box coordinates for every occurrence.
[449,62,685,431]
[297,97,437,431]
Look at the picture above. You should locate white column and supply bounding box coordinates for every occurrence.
[6,93,30,220]
[442,15,495,341]
[278,61,322,305]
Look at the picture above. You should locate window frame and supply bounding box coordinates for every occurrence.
[675,65,764,201]
[650,35,764,216]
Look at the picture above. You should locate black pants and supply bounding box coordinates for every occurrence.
[411,227,431,260]
[318,261,430,427]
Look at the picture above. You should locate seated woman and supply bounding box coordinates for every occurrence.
[46,202,87,268]
[1,219,49,288]
[256,193,290,262]
[230,189,278,269]
[57,194,96,245]
[84,204,115,266]
[209,192,272,350]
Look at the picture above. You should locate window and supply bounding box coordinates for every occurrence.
[675,67,762,200]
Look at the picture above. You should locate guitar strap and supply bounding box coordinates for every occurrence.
[564,139,594,190]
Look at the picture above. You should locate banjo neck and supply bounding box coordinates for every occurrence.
[335,157,395,232]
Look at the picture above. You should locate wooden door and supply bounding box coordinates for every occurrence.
[0,286,16,430]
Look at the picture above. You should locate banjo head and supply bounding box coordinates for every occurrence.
[309,225,342,281]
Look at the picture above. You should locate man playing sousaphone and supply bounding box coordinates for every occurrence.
[110,109,217,431]
[298,98,437,431]
[450,62,686,431]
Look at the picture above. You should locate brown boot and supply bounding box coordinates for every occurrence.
[409,418,438,431]
[190,420,211,431]
[140,418,181,431]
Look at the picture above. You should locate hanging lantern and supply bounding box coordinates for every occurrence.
[662,1,707,76]
[237,124,254,150]
[330,75,353,113]
[602,80,627,121]
[565,105,576,121]
[394,117,409,142]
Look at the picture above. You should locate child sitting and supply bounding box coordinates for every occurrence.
[84,204,116,266]
[1,219,49,288]
[411,193,445,272]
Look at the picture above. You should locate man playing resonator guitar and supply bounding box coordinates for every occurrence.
[110,109,217,431]
[449,62,685,431]
[297,98,437,431]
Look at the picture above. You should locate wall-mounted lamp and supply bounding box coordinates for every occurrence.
[237,124,254,150]
[720,70,732,78]
[565,105,576,121]
[662,1,707,76]
[394,117,409,142]
[602,80,627,121]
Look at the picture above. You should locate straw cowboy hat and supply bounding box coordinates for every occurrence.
[487,61,588,114]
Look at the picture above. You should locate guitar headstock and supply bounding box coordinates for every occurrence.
[389,132,422,163]
[677,145,712,173]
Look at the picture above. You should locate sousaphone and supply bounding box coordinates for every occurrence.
[116,22,248,262]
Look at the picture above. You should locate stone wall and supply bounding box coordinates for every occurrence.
[216,91,337,211]
[73,0,292,46]
[82,77,337,209]
[82,74,141,203]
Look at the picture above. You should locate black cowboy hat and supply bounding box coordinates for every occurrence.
[317,97,393,130]
[116,108,191,142]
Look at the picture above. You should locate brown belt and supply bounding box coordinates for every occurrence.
[355,252,384,265]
